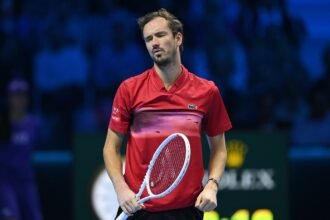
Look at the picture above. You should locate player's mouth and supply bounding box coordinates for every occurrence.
[153,49,163,54]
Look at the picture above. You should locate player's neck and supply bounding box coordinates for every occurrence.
[154,59,182,90]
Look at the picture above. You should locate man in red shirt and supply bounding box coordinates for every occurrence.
[103,8,232,220]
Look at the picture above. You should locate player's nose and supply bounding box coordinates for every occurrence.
[151,37,160,47]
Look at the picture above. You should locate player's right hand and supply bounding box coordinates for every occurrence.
[117,188,144,216]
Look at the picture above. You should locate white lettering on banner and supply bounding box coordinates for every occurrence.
[220,169,275,190]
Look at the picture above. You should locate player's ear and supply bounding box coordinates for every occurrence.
[175,32,183,48]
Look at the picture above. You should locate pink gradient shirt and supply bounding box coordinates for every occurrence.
[109,65,232,212]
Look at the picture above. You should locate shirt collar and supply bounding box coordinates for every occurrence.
[150,65,188,92]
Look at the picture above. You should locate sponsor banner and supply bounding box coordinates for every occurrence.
[201,132,289,220]
[74,132,288,220]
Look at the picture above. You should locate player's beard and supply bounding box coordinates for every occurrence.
[151,48,176,67]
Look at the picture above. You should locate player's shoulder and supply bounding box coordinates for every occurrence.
[117,69,151,93]
[187,71,219,93]
[120,69,150,87]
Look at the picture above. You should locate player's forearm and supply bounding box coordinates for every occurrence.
[103,148,127,191]
[208,145,227,183]
[207,133,227,186]
[103,129,129,192]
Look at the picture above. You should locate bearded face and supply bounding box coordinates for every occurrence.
[143,17,182,67]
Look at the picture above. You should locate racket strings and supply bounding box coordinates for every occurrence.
[149,136,186,194]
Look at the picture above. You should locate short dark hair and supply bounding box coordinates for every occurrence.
[137,8,184,52]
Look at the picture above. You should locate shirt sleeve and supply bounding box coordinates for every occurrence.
[109,81,132,134]
[204,85,232,136]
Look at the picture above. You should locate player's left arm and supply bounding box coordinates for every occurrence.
[195,132,227,212]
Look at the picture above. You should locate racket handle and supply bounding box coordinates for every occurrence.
[115,212,128,220]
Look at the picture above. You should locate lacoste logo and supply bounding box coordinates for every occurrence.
[188,104,197,110]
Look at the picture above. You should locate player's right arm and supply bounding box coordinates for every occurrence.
[103,128,143,216]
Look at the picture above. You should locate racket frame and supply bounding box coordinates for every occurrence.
[138,132,191,203]
[116,133,190,220]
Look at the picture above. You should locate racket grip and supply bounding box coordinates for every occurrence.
[115,212,128,220]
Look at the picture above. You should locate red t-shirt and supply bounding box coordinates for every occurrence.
[109,65,232,212]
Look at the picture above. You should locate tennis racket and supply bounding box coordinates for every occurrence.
[116,133,191,220]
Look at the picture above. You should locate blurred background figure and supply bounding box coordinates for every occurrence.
[0,79,43,220]
[33,18,89,149]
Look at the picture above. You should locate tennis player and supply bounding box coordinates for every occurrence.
[103,8,232,220]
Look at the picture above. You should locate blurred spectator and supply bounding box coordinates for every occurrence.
[181,0,208,78]
[255,91,277,132]
[0,79,43,220]
[0,33,31,93]
[65,2,90,49]
[206,37,235,89]
[290,43,330,144]
[282,14,307,49]
[237,0,260,46]
[90,9,147,99]
[291,83,330,146]
[204,5,235,89]
[258,0,284,36]
[247,24,308,94]
[34,20,89,148]
[274,82,308,130]
[318,43,330,108]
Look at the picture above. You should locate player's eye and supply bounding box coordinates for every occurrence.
[155,32,167,38]
[145,36,153,42]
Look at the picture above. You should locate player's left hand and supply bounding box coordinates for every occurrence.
[194,181,218,212]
